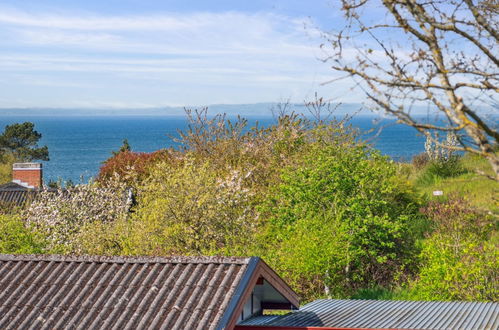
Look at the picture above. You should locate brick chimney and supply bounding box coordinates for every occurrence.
[12,163,42,189]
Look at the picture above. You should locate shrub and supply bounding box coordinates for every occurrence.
[23,177,130,253]
[175,110,310,191]
[427,156,466,178]
[124,158,258,256]
[98,150,171,185]
[260,143,424,300]
[412,152,429,170]
[416,156,467,185]
[412,197,498,301]
[0,214,46,254]
[175,109,359,193]
[0,152,14,184]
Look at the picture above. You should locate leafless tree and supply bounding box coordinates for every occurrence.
[270,97,294,119]
[324,0,498,179]
[305,92,343,123]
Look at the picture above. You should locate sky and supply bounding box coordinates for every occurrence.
[0,0,363,109]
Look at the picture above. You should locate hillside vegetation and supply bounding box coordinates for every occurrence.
[0,110,497,303]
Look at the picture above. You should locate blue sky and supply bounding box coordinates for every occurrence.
[0,0,365,109]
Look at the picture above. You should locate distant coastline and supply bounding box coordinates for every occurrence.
[0,102,495,118]
[0,103,363,117]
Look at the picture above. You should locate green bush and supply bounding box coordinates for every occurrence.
[412,197,498,301]
[259,143,424,301]
[123,158,258,256]
[0,214,46,254]
[0,153,14,185]
[417,156,466,185]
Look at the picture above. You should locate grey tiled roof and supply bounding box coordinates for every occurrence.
[0,254,253,329]
[240,299,499,329]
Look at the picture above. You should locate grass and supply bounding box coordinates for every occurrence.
[410,153,499,215]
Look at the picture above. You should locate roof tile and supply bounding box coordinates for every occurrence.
[0,254,251,329]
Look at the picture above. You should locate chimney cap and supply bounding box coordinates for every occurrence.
[13,163,42,169]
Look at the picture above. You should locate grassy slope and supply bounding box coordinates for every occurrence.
[351,154,498,300]
[414,154,498,215]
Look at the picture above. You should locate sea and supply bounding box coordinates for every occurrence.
[0,115,426,184]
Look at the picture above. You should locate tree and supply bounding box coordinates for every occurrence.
[0,122,49,162]
[325,0,498,179]
[112,138,131,156]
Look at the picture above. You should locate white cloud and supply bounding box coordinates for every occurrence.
[0,8,300,34]
[0,8,317,54]
[14,29,122,46]
[0,6,350,107]
[0,9,229,31]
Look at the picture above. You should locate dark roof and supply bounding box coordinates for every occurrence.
[239,299,499,330]
[0,182,36,207]
[0,184,59,207]
[0,181,31,191]
[0,254,299,330]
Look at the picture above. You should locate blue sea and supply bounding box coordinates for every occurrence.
[0,116,425,183]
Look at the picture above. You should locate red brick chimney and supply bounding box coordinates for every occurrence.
[12,163,43,189]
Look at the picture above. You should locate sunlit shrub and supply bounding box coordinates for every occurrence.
[124,158,258,256]
[411,152,429,170]
[260,143,424,300]
[411,197,498,301]
[0,214,46,254]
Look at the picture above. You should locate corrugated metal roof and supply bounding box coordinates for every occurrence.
[0,254,253,329]
[239,299,499,329]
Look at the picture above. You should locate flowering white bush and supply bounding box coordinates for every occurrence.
[24,176,129,252]
[424,132,459,161]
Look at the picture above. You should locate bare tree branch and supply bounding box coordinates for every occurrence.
[325,0,499,180]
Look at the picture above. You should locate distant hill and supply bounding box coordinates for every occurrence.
[0,103,368,117]
[0,103,494,118]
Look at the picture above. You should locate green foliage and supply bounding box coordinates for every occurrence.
[123,158,258,256]
[0,122,49,162]
[74,218,131,256]
[0,214,46,254]
[416,156,466,186]
[260,143,424,300]
[412,198,498,301]
[174,109,311,189]
[112,138,132,156]
[0,152,14,184]
[8,109,493,303]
